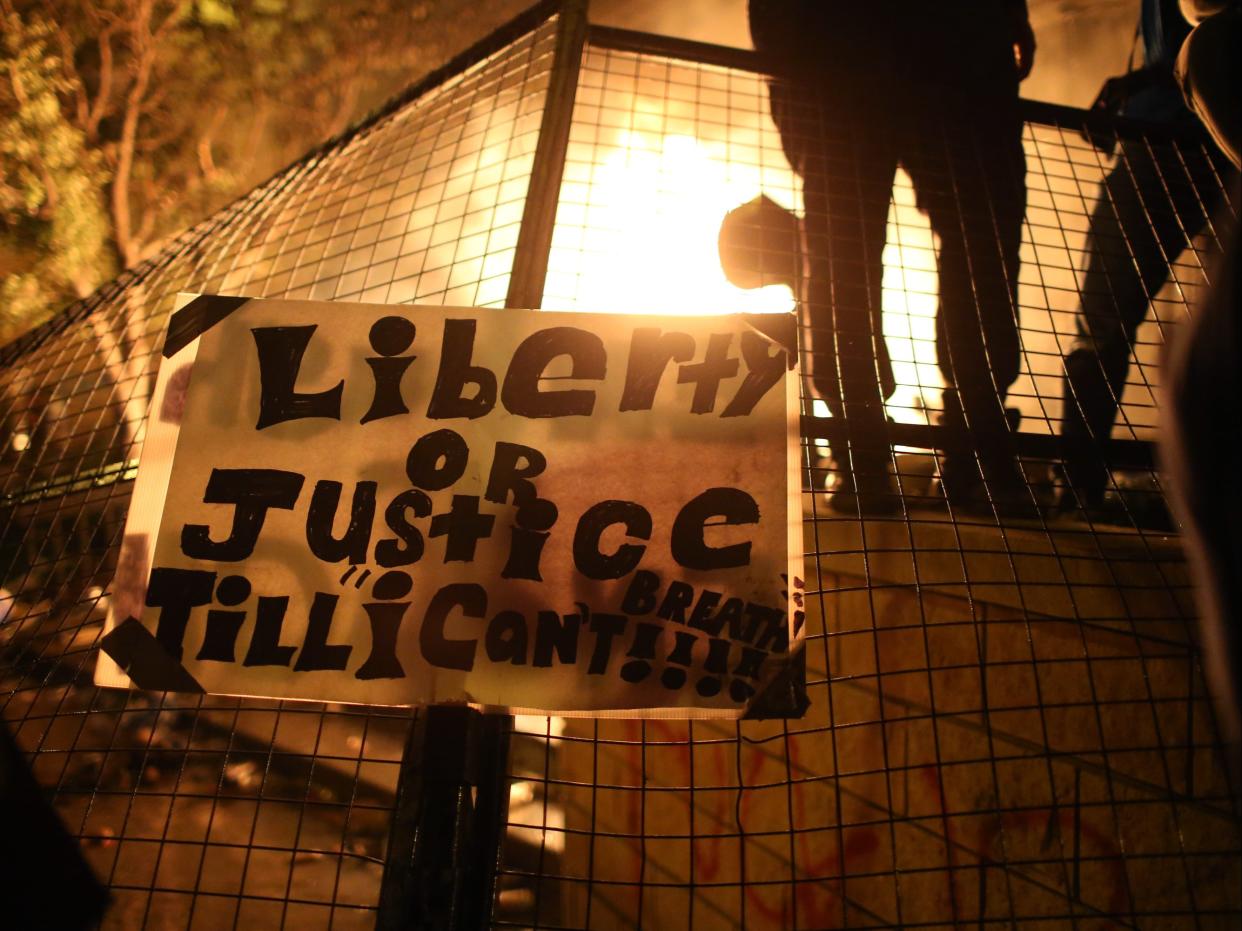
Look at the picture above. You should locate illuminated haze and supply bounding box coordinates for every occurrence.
[591,0,1139,108]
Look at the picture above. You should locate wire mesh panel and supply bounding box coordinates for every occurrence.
[499,33,1242,931]
[1,11,559,929]
[1,7,1240,930]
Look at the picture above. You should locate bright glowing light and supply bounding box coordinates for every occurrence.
[882,172,944,424]
[10,431,30,453]
[545,132,796,317]
[544,126,949,425]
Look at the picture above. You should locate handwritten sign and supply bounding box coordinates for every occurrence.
[96,295,803,717]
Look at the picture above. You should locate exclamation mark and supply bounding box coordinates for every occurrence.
[620,622,662,683]
[660,631,697,689]
[695,637,732,697]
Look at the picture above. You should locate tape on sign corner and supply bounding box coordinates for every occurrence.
[741,312,799,370]
[163,294,251,358]
[742,649,809,720]
[100,617,206,694]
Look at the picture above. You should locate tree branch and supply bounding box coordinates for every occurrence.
[85,26,117,140]
[109,0,182,266]
[51,19,90,127]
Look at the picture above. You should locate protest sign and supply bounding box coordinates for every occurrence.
[96,295,803,717]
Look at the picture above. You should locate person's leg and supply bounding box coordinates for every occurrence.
[906,97,1029,512]
[795,93,900,511]
[767,82,847,419]
[1061,137,1223,506]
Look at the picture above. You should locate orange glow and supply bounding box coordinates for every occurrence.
[881,172,943,424]
[545,124,946,425]
[544,132,797,317]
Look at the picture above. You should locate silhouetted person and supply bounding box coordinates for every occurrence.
[1165,0,1241,788]
[717,193,880,473]
[1164,180,1241,790]
[1177,0,1241,167]
[749,1,1036,516]
[1060,0,1234,510]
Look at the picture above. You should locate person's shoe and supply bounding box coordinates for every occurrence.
[980,462,1042,521]
[938,454,984,508]
[828,462,901,516]
[941,455,1041,521]
[1059,454,1108,512]
[1054,482,1103,519]
[985,485,1043,521]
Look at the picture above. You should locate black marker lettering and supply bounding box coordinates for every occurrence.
[196,574,250,663]
[293,592,352,671]
[356,570,412,680]
[619,328,696,411]
[405,429,468,491]
[427,319,496,419]
[484,442,547,508]
[620,569,661,616]
[419,583,485,671]
[374,489,431,568]
[573,500,651,580]
[485,610,529,665]
[722,330,787,417]
[253,325,343,429]
[687,590,722,632]
[533,610,579,667]
[501,327,606,418]
[671,487,759,571]
[305,480,376,564]
[586,613,627,675]
[145,567,215,662]
[501,504,557,581]
[429,495,496,562]
[361,316,417,424]
[181,469,304,562]
[657,581,695,625]
[751,605,790,652]
[242,596,297,667]
[677,332,738,414]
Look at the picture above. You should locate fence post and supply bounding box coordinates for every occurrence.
[378,1,588,927]
[377,707,514,930]
[505,0,589,310]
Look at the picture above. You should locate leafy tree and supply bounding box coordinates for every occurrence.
[1,0,527,344]
[1,9,112,341]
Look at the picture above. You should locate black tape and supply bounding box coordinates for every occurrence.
[163,294,251,357]
[741,312,798,370]
[742,649,809,720]
[100,616,206,693]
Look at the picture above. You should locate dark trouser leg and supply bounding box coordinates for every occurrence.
[1062,138,1225,504]
[905,100,1027,503]
[796,111,898,488]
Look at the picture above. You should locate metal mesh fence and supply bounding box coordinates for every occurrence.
[2,11,558,929]
[2,4,1240,928]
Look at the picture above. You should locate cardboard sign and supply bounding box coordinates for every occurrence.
[96,295,803,717]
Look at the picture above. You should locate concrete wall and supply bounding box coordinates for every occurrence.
[557,516,1240,927]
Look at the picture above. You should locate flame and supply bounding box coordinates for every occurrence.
[544,131,796,317]
[542,120,945,424]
